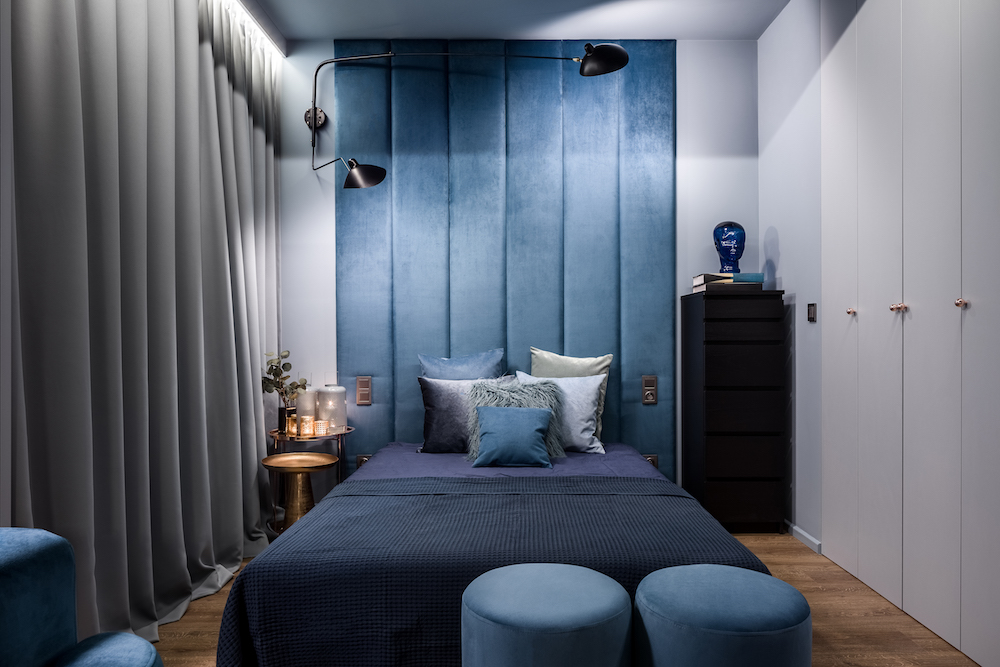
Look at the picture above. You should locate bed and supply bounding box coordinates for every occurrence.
[216,442,768,667]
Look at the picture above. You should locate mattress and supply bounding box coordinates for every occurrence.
[217,443,768,667]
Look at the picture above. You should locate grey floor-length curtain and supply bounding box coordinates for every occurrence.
[8,0,280,641]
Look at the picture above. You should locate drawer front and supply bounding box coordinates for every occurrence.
[704,320,784,342]
[705,436,786,479]
[705,390,786,433]
[704,481,785,523]
[704,344,785,388]
[704,296,785,320]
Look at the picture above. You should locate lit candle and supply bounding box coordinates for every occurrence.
[315,420,329,436]
[300,415,315,437]
[286,414,298,436]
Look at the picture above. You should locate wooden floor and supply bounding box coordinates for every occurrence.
[155,534,979,666]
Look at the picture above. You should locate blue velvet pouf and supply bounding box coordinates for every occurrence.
[462,563,632,667]
[634,564,811,667]
[0,528,163,667]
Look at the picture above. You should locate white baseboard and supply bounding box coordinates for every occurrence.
[786,520,822,554]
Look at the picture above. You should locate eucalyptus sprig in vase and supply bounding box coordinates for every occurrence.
[262,350,308,434]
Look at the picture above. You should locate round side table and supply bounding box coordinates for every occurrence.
[261,452,338,532]
[269,425,354,484]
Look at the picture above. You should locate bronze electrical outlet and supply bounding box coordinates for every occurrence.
[356,376,372,405]
[642,375,657,405]
[356,454,372,468]
[643,454,659,468]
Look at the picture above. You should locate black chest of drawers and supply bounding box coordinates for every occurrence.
[680,291,788,532]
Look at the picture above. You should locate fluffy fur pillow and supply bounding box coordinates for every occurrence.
[465,380,565,461]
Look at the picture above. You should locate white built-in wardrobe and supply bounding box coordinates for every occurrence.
[821,0,1000,665]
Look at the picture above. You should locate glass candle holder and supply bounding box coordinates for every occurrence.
[296,390,317,419]
[319,385,348,427]
[286,413,298,436]
[315,420,329,436]
[299,415,315,437]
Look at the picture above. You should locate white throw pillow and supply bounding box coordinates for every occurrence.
[515,371,606,454]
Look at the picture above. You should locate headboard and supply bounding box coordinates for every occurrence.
[333,40,677,477]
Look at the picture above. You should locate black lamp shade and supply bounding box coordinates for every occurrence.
[579,43,629,77]
[344,158,387,189]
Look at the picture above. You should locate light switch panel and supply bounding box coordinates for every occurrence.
[356,376,372,406]
[642,375,657,405]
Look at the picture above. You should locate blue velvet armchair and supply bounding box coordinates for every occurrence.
[0,528,163,667]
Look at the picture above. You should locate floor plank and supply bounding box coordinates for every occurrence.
[155,536,980,666]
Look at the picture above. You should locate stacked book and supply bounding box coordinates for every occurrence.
[692,272,764,293]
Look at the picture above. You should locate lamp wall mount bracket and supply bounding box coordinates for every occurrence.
[304,108,327,130]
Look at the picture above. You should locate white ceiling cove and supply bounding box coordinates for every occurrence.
[242,0,791,43]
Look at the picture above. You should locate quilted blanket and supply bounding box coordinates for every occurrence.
[217,475,769,667]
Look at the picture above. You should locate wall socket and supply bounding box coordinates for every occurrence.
[356,454,372,468]
[356,376,372,405]
[643,454,659,468]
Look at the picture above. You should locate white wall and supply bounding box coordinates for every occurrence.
[278,40,341,389]
[676,41,760,286]
[674,39,760,479]
[758,0,822,549]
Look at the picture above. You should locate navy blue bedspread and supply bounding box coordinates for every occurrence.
[217,474,769,667]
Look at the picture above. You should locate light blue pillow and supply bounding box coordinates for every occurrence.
[418,348,505,380]
[472,406,552,468]
[515,371,606,454]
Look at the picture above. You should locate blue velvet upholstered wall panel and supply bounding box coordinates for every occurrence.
[335,40,676,478]
[390,41,451,444]
[505,42,564,379]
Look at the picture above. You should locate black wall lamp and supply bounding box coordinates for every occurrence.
[306,43,630,186]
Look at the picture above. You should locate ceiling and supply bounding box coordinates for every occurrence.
[243,0,792,45]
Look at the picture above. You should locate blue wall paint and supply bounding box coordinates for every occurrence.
[336,40,676,477]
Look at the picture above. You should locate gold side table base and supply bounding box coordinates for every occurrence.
[262,452,339,533]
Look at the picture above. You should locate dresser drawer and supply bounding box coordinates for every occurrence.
[704,390,787,433]
[704,344,786,388]
[703,481,785,523]
[704,296,785,320]
[704,320,784,342]
[705,436,786,478]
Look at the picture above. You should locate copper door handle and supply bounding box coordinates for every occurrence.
[955,298,969,308]
[846,308,857,315]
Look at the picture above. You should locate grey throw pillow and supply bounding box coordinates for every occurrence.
[516,371,606,454]
[465,380,565,461]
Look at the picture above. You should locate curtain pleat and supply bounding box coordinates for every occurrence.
[10,0,280,641]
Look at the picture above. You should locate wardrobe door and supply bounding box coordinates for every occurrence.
[900,0,962,648]
[961,1,1000,663]
[820,0,860,576]
[855,0,903,607]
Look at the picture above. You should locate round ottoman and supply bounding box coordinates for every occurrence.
[462,563,632,667]
[634,564,811,667]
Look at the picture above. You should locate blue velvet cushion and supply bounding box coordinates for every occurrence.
[48,632,164,667]
[516,371,606,454]
[472,407,552,468]
[634,564,812,667]
[418,377,511,453]
[462,563,631,667]
[418,348,505,380]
